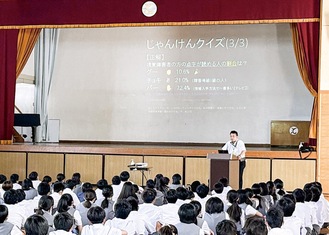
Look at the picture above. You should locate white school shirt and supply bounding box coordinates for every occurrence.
[5,204,27,229]
[293,202,312,235]
[106,218,139,235]
[126,211,150,235]
[50,192,62,209]
[159,203,180,225]
[282,216,303,235]
[320,194,329,223]
[222,140,246,159]
[138,203,162,233]
[81,224,122,235]
[62,188,81,206]
[268,227,293,235]
[49,230,73,235]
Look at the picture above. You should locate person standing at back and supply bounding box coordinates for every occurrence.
[222,130,246,189]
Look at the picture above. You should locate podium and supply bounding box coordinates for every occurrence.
[207,153,239,190]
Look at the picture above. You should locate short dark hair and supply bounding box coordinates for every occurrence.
[158,224,178,235]
[266,207,284,228]
[3,189,17,205]
[114,199,132,219]
[82,182,93,193]
[65,179,77,190]
[112,175,121,185]
[57,194,73,213]
[273,178,284,190]
[190,181,201,192]
[53,212,74,231]
[2,181,13,191]
[10,174,19,183]
[126,196,139,211]
[172,174,182,185]
[205,197,224,214]
[214,182,224,194]
[165,189,178,203]
[176,187,188,200]
[142,188,156,203]
[24,215,49,235]
[42,175,52,184]
[277,197,295,217]
[230,130,238,136]
[292,188,306,203]
[311,186,321,202]
[119,171,130,182]
[28,171,38,181]
[53,182,65,193]
[72,172,81,182]
[37,195,54,212]
[245,217,268,235]
[219,177,229,187]
[56,173,65,182]
[0,205,8,223]
[196,184,209,199]
[190,200,202,215]
[37,182,50,196]
[16,189,26,202]
[216,220,237,235]
[178,203,197,224]
[146,179,155,189]
[97,179,108,190]
[0,174,7,184]
[87,206,106,224]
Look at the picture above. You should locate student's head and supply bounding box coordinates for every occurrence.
[178,203,197,224]
[282,194,296,204]
[219,177,229,187]
[142,188,156,203]
[172,174,182,185]
[216,220,237,235]
[190,180,201,192]
[190,200,202,216]
[214,182,224,194]
[259,182,269,196]
[311,186,321,202]
[158,224,178,235]
[126,196,139,211]
[82,182,93,193]
[71,172,81,183]
[205,197,224,214]
[97,179,108,190]
[0,205,8,223]
[56,173,65,182]
[102,185,113,198]
[251,183,261,195]
[266,207,284,229]
[0,174,7,184]
[244,217,268,235]
[277,197,295,217]
[87,206,106,224]
[24,215,48,235]
[28,171,38,181]
[176,187,189,200]
[42,175,52,184]
[37,195,54,212]
[83,189,96,209]
[16,189,26,202]
[304,188,313,202]
[22,178,33,190]
[162,177,170,186]
[112,175,121,185]
[119,171,130,182]
[227,190,238,204]
[165,189,178,204]
[118,182,136,200]
[237,189,252,205]
[266,181,275,194]
[65,179,77,190]
[273,178,284,190]
[114,199,132,219]
[187,190,195,200]
[2,180,13,191]
[37,182,51,196]
[53,182,65,193]
[53,212,74,232]
[230,130,239,142]
[3,189,17,205]
[292,188,306,203]
[146,179,155,189]
[196,184,209,199]
[57,193,73,213]
[10,174,19,183]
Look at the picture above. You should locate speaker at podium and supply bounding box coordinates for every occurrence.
[207,153,239,190]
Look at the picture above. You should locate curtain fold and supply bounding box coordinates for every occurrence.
[290,23,319,146]
[0,30,19,144]
[16,28,41,78]
[34,29,59,142]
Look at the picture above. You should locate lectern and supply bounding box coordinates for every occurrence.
[207,153,239,190]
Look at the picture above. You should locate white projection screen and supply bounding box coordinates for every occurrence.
[48,24,313,144]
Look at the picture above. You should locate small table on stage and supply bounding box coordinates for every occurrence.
[128,165,152,186]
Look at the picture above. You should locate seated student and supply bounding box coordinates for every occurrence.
[203,197,229,235]
[168,174,183,190]
[190,201,211,235]
[0,204,22,235]
[138,188,162,233]
[226,190,243,233]
[10,174,21,190]
[56,193,83,234]
[190,181,201,201]
[132,184,144,204]
[117,182,138,202]
[118,171,131,194]
[95,179,108,201]
[76,189,97,226]
[259,182,274,215]
[111,176,122,202]
[310,182,329,229]
[313,182,329,229]
[95,185,115,220]
[21,178,37,200]
[34,195,55,230]
[154,174,169,198]
[50,212,74,235]
[28,171,41,191]
[155,224,178,235]
[62,179,80,207]
[195,184,211,216]
[266,181,278,204]
[50,182,65,210]
[159,189,180,225]
[251,183,264,211]
[273,178,286,200]
[277,197,303,235]
[216,220,237,235]
[82,206,126,235]
[292,188,312,235]
[42,175,52,185]
[244,217,268,235]
[219,177,232,196]
[145,179,165,206]
[72,173,83,199]
[105,199,141,235]
[24,214,49,235]
[175,187,190,206]
[0,174,7,199]
[303,185,320,234]
[2,181,13,196]
[27,182,51,216]
[3,189,27,229]
[266,207,293,235]
[55,173,65,184]
[211,182,228,209]
[175,203,204,235]
[126,196,151,234]
[77,182,93,203]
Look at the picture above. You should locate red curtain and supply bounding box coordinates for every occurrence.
[0,30,19,144]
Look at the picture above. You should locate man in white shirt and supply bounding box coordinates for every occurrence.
[222,130,246,189]
[159,189,180,225]
[266,207,293,235]
[277,197,303,235]
[62,180,80,207]
[50,212,74,235]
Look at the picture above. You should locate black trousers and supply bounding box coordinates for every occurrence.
[239,160,246,189]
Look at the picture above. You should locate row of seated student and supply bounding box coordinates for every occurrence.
[0,170,328,235]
